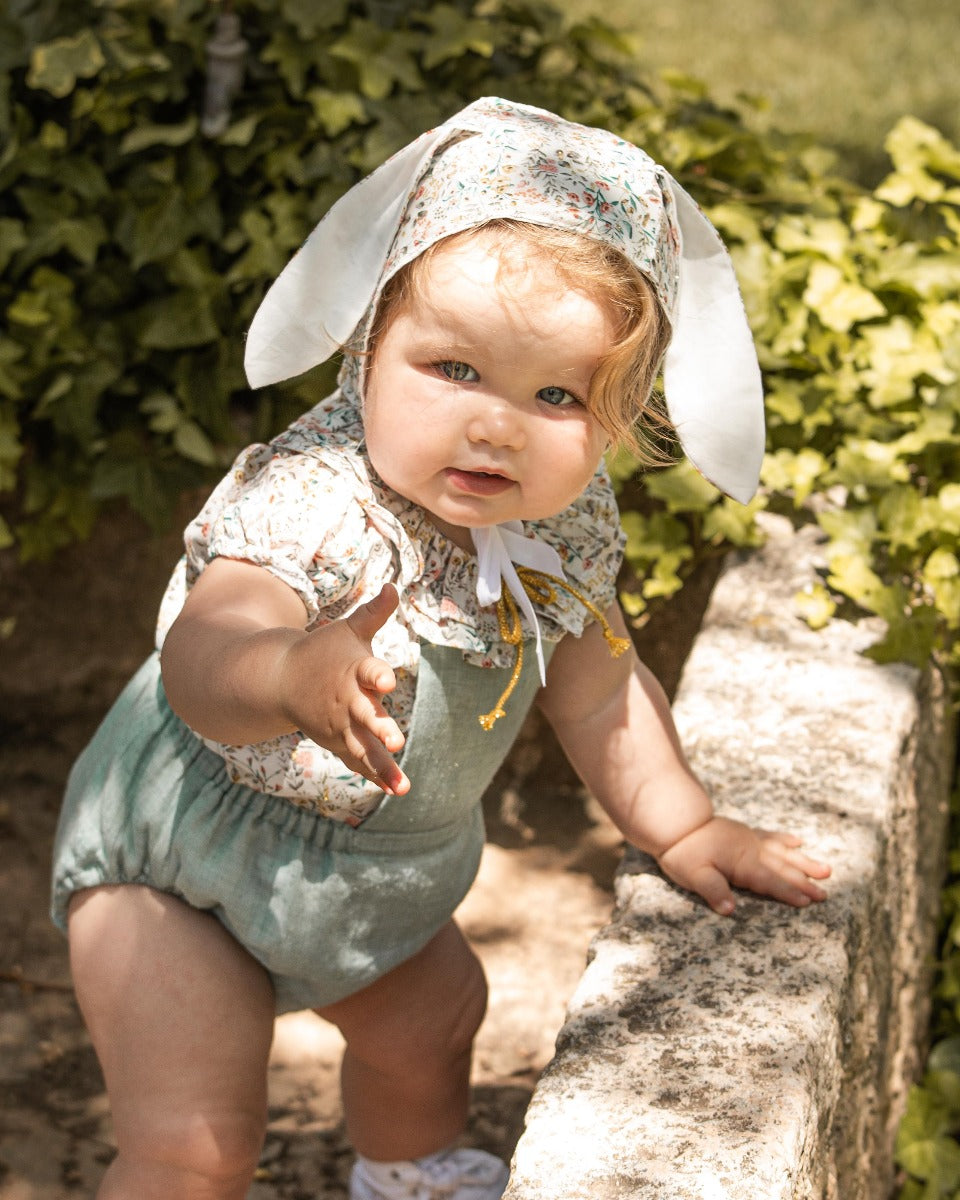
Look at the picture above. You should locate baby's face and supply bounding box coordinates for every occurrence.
[363,235,614,551]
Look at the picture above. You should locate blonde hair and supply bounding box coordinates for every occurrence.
[367,220,673,462]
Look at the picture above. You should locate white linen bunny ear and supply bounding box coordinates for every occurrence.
[662,179,765,504]
[244,124,452,389]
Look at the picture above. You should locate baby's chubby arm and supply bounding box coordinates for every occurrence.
[538,603,830,915]
[160,557,410,795]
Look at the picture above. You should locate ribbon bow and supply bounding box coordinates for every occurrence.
[470,523,630,730]
[472,522,564,686]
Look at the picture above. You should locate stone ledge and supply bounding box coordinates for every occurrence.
[506,513,955,1200]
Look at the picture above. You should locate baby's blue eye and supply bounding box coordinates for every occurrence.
[538,386,578,408]
[437,361,478,382]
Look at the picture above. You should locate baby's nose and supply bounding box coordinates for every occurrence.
[466,401,525,449]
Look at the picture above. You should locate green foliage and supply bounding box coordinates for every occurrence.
[616,110,960,688]
[896,788,960,1199]
[747,117,960,681]
[0,0,665,555]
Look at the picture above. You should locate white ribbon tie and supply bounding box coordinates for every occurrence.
[471,523,565,685]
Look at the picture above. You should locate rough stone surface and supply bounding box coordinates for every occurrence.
[507,513,955,1200]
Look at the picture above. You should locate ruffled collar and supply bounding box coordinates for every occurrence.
[277,389,625,663]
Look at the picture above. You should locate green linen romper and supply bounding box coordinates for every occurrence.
[50,635,551,1014]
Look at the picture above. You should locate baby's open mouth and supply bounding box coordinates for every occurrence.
[446,468,514,495]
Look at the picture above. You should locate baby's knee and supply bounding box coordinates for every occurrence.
[344,937,488,1074]
[118,1107,267,1196]
[416,947,488,1072]
[444,943,489,1049]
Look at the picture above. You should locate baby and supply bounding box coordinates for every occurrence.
[51,98,829,1200]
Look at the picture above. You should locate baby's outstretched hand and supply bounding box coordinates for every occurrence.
[657,816,830,916]
[277,583,410,795]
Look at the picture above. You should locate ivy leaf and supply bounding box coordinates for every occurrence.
[826,552,903,623]
[0,338,25,401]
[537,43,579,80]
[879,485,924,553]
[8,290,53,327]
[642,547,694,600]
[830,439,911,490]
[870,245,960,302]
[282,0,349,37]
[927,1037,960,1078]
[306,88,367,137]
[618,589,647,620]
[931,484,960,536]
[877,117,960,207]
[620,509,690,569]
[135,291,219,349]
[897,1135,960,1190]
[776,216,853,264]
[141,394,217,466]
[643,460,719,513]
[802,261,886,332]
[218,113,261,148]
[27,31,106,98]
[0,217,28,275]
[173,419,218,466]
[762,448,827,504]
[329,20,423,100]
[892,406,959,457]
[261,29,322,98]
[419,5,495,70]
[119,189,191,269]
[707,202,764,246]
[119,116,198,155]
[923,548,960,628]
[606,445,646,488]
[701,495,766,547]
[897,1085,953,1157]
[863,604,940,669]
[141,394,181,435]
[225,207,299,285]
[794,583,836,631]
[857,318,955,408]
[0,405,24,491]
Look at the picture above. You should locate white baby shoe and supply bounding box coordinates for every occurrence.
[350,1146,509,1200]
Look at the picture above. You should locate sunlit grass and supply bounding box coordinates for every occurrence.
[566,0,958,179]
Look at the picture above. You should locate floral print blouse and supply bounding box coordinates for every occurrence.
[156,390,626,825]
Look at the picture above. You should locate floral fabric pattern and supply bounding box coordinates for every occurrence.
[388,104,680,316]
[156,390,625,824]
[339,97,681,404]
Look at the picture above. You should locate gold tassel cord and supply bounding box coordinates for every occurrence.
[478,567,632,730]
[478,585,524,731]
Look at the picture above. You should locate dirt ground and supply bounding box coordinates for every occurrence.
[0,503,710,1199]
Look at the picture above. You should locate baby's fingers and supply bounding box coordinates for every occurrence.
[349,675,405,752]
[674,862,737,918]
[355,653,398,699]
[744,840,831,907]
[755,866,828,908]
[340,720,409,795]
[348,583,400,645]
[761,833,832,882]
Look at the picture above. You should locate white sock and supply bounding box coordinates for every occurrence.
[354,1145,449,1181]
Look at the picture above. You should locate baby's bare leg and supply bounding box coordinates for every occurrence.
[317,919,488,1162]
[68,884,275,1200]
